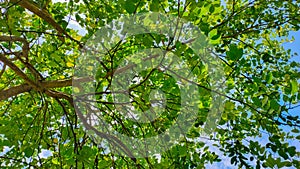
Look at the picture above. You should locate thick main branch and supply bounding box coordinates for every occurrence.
[0,77,90,101]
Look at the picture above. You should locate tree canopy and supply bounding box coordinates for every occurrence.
[0,0,300,168]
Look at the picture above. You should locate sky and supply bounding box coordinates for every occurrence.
[282,30,300,124]
[1,1,300,168]
[206,30,300,169]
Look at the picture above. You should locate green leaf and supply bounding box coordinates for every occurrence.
[209,29,221,44]
[252,97,261,107]
[287,146,296,157]
[291,79,298,95]
[266,72,273,84]
[149,0,160,12]
[291,128,299,133]
[209,29,218,39]
[270,100,280,110]
[221,113,228,120]
[278,149,289,160]
[226,44,243,60]
[124,1,136,14]
[142,36,153,46]
[178,146,188,157]
[225,101,235,110]
[24,147,33,157]
[52,158,60,165]
[262,96,268,106]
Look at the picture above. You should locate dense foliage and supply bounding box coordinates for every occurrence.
[0,0,300,168]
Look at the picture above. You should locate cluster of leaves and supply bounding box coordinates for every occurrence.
[0,0,299,168]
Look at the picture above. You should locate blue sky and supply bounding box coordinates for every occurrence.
[206,30,300,169]
[282,30,300,121]
[283,31,300,62]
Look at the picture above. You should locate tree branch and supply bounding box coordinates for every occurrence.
[0,54,39,90]
[0,84,31,101]
[0,77,91,101]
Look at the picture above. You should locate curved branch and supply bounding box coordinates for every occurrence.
[0,35,29,58]
[0,54,39,89]
[0,63,6,78]
[10,0,83,48]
